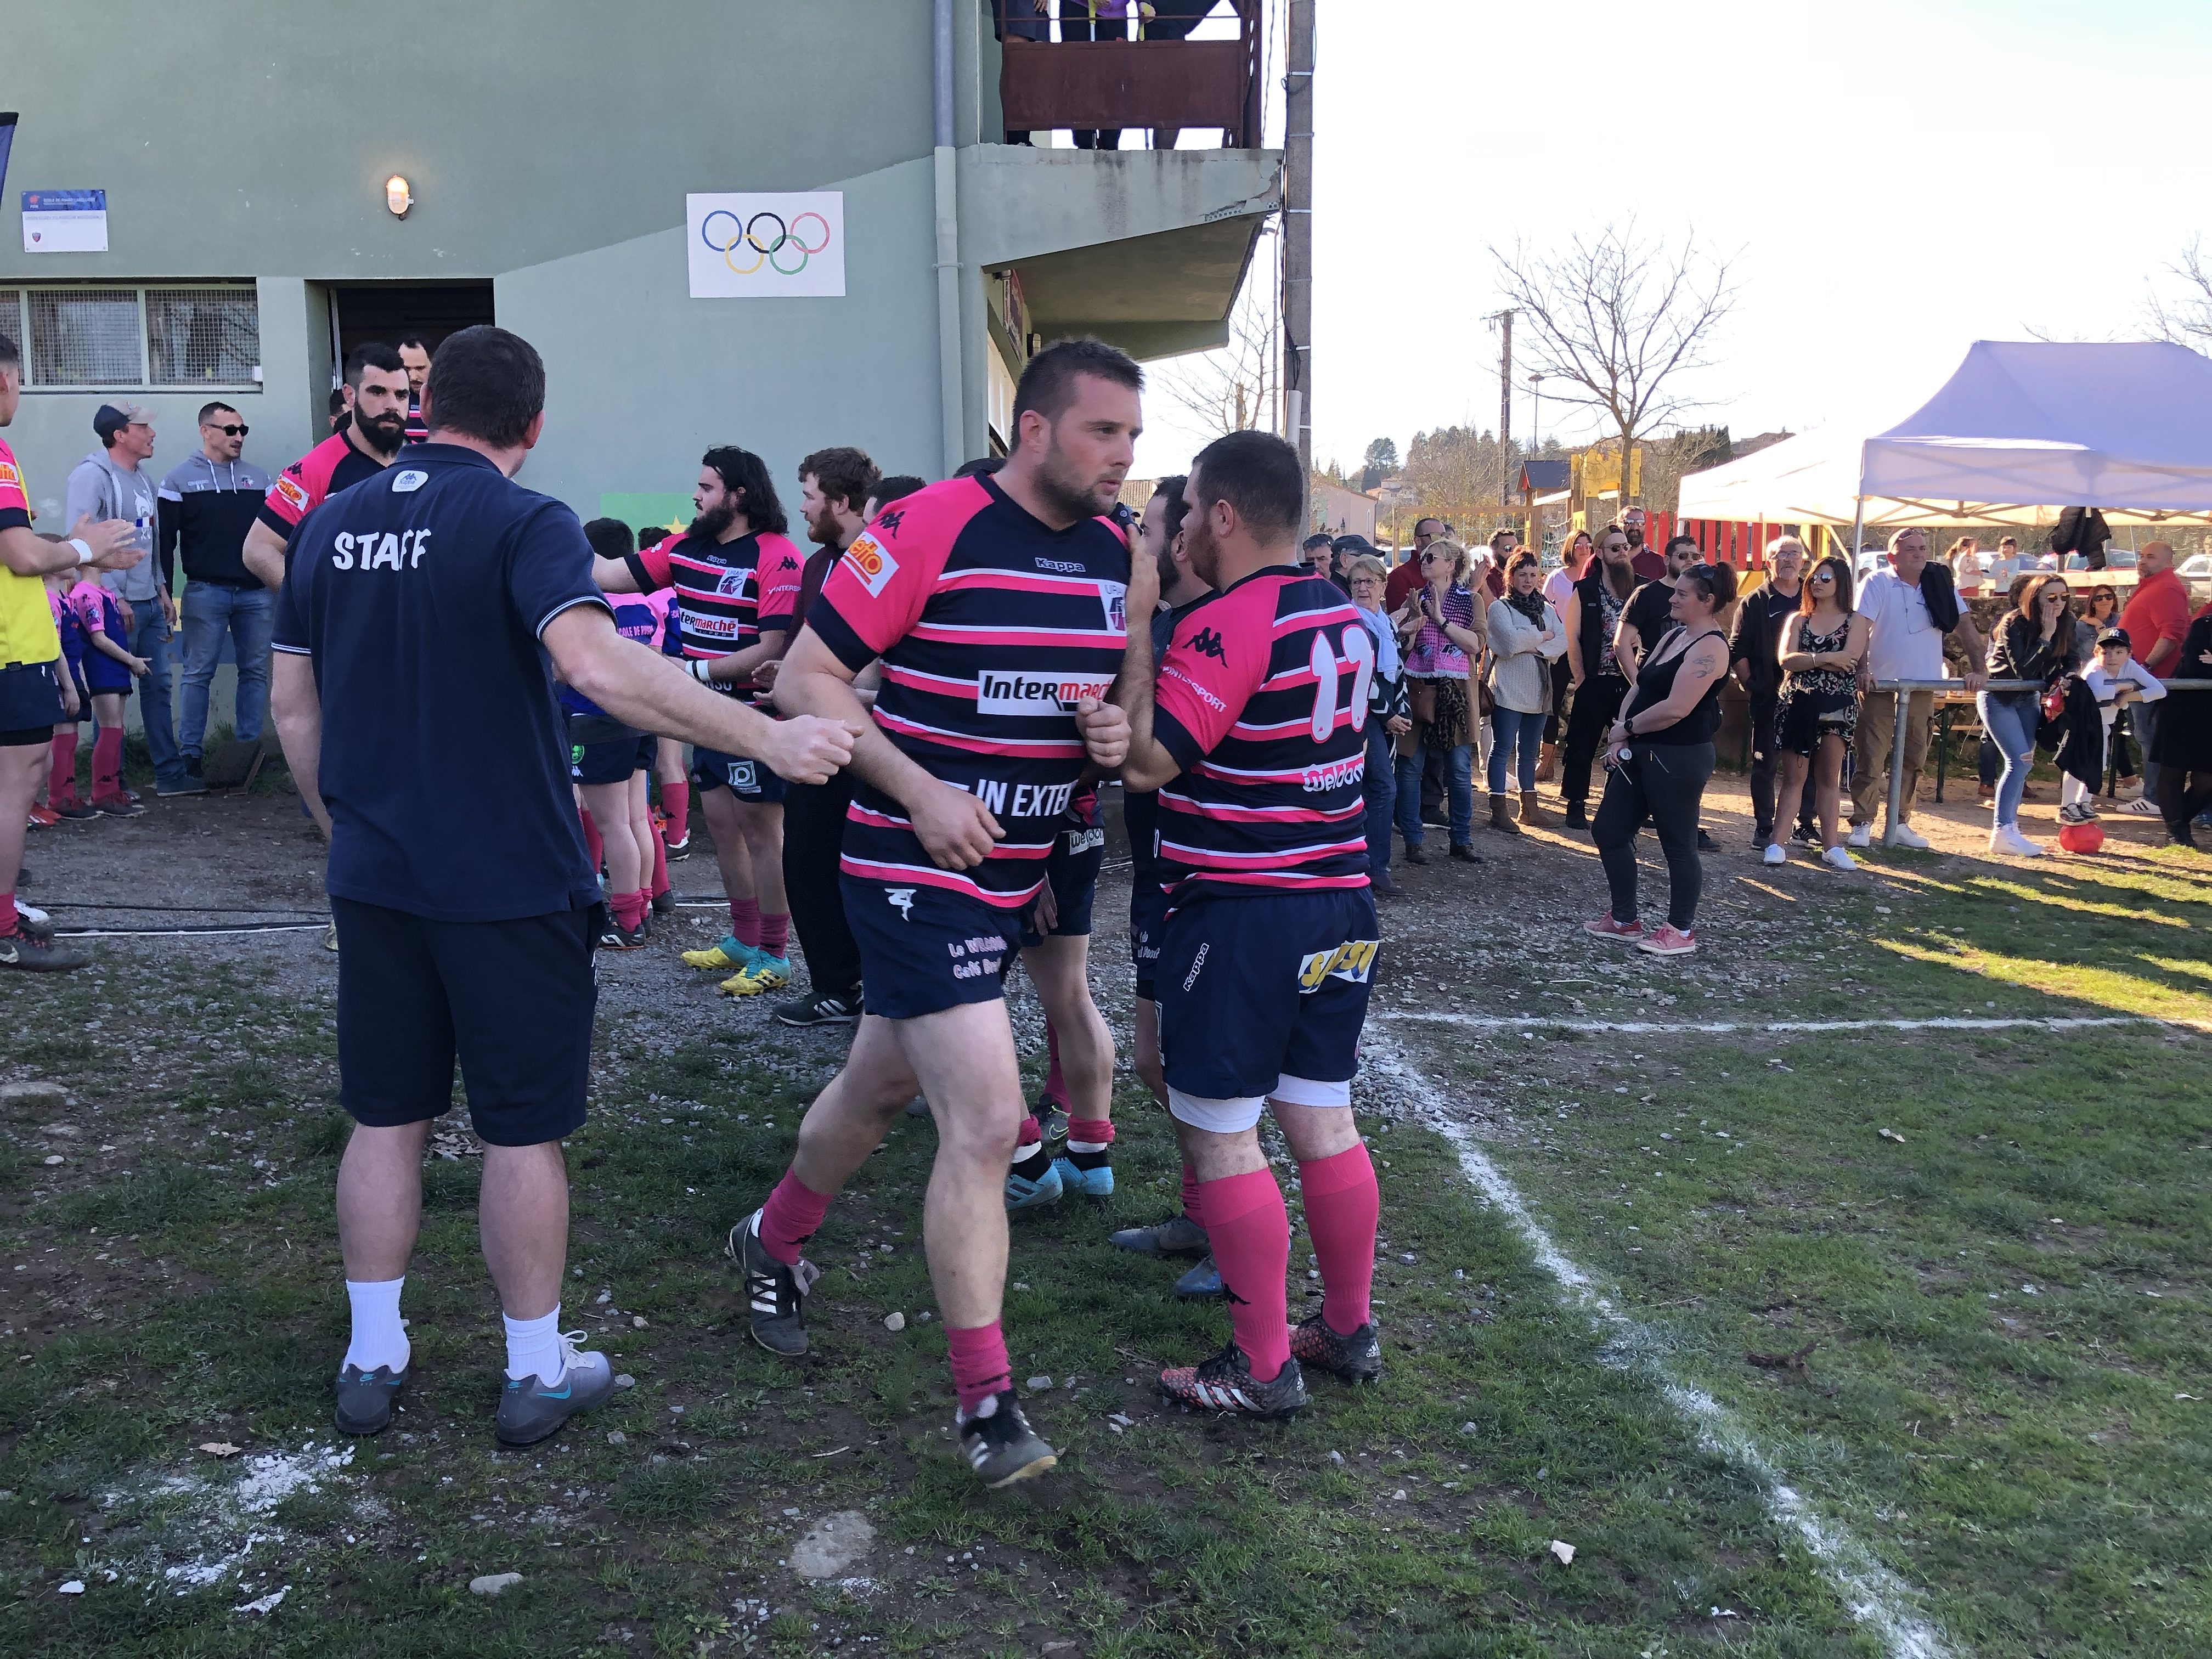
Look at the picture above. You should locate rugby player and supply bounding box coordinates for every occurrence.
[638,523,692,857]
[1111,430,1384,1420]
[242,343,414,589]
[1103,475,1222,1294]
[396,335,433,445]
[725,337,1138,1487]
[573,517,670,947]
[268,326,856,1445]
[591,449,803,994]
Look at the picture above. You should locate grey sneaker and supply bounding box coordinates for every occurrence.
[334,1362,407,1435]
[728,1208,819,1356]
[494,1335,614,1447]
[1109,1213,1210,1259]
[1173,1255,1224,1300]
[0,932,87,972]
[955,1390,1057,1488]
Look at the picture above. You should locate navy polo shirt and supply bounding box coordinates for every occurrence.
[271,443,610,922]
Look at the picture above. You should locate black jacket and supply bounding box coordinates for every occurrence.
[1729,579,1801,700]
[157,454,273,589]
[1572,565,1635,682]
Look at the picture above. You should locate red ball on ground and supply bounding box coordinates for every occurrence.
[2057,818,2105,855]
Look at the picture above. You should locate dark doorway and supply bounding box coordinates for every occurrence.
[330,282,495,370]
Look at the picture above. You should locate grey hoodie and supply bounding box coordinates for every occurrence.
[65,448,162,603]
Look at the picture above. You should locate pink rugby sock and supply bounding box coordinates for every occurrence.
[759,1167,832,1266]
[1199,1169,1291,1381]
[1299,1143,1380,1336]
[728,897,760,948]
[947,1320,1012,1414]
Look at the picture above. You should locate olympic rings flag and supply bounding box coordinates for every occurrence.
[686,191,845,300]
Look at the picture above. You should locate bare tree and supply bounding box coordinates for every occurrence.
[1156,228,1282,439]
[2146,239,2212,348]
[1491,222,1736,509]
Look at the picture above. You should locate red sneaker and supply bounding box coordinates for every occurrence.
[1582,913,1644,942]
[25,805,59,828]
[1637,924,1697,956]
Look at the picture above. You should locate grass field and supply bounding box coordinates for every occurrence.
[0,831,2206,1656]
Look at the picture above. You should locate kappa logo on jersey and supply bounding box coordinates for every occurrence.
[273,472,311,513]
[1187,627,1229,662]
[774,553,801,574]
[886,887,917,919]
[975,667,1114,716]
[1296,938,1378,990]
[392,470,428,493]
[843,532,898,597]
[874,509,905,540]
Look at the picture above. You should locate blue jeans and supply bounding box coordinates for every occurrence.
[1488,707,1545,794]
[2136,699,2162,798]
[123,599,183,787]
[1979,691,2038,828]
[1363,716,1396,873]
[179,582,274,756]
[1396,737,1472,847]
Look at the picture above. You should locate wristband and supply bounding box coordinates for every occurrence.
[67,538,94,567]
[687,659,716,685]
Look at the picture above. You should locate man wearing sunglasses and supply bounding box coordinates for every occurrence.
[159,403,274,793]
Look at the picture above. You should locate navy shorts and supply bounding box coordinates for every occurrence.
[568,713,653,786]
[331,896,600,1147]
[0,662,65,735]
[841,874,1020,1020]
[1157,887,1379,1133]
[1018,820,1106,946]
[693,746,786,804]
[1128,868,1169,1001]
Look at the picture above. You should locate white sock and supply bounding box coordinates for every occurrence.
[343,1277,410,1374]
[1066,1139,1111,1154]
[2061,774,2087,808]
[503,1305,566,1385]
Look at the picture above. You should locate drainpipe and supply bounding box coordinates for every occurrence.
[932,0,964,478]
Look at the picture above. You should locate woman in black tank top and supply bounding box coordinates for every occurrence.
[1585,563,1738,956]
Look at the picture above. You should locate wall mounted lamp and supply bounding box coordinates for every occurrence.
[385,174,413,217]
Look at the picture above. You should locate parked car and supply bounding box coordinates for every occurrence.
[2180,552,2212,581]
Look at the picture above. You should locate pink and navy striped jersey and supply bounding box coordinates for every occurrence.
[808,475,1130,908]
[624,528,803,697]
[1152,567,1373,902]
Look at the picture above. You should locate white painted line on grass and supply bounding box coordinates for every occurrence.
[1369,1034,1955,1659]
[1384,1009,2160,1037]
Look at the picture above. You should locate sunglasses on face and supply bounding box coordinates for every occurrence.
[1810,571,1835,583]
[205,423,249,438]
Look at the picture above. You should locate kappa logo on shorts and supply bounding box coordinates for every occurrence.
[1181,941,1210,990]
[843,532,897,597]
[1296,938,1379,990]
[1186,627,1229,662]
[886,887,916,919]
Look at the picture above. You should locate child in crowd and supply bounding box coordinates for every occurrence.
[67,573,149,817]
[36,574,92,823]
[2063,627,2165,823]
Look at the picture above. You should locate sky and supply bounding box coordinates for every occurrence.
[1133,0,2212,481]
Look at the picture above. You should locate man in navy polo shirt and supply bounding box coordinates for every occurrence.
[270,325,855,1447]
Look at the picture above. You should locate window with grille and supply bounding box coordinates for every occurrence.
[2,285,259,390]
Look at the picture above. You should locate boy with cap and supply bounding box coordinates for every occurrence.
[2065,627,2165,823]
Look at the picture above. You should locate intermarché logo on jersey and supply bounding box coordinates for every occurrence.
[975,668,1113,716]
[1297,938,1378,990]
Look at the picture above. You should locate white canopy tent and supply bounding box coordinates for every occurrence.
[1679,340,2212,531]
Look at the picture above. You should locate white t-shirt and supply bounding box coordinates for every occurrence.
[1542,566,1577,614]
[1855,566,1948,682]
[2083,659,2166,727]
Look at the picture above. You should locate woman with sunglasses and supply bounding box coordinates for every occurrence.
[1767,556,1869,870]
[1391,540,1486,862]
[2085,584,2120,634]
[1584,562,1737,955]
[1981,573,2084,856]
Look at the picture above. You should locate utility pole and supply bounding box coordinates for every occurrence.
[1487,307,1516,506]
[1284,0,1314,521]
[1528,371,1544,450]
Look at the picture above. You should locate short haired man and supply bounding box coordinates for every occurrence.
[269,324,855,1446]
[67,403,187,797]
[243,343,414,589]
[1847,527,1987,848]
[1384,516,1445,611]
[0,332,140,968]
[1112,428,1381,1419]
[1730,536,1813,850]
[1615,534,1705,686]
[1482,527,1519,599]
[594,447,805,995]
[1559,524,1641,830]
[2120,540,2192,814]
[1301,531,1334,579]
[396,336,433,445]
[724,336,1138,1488]
[1623,514,1665,580]
[160,403,274,791]
[766,444,882,1027]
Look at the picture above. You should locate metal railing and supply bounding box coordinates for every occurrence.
[1871,677,2212,847]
